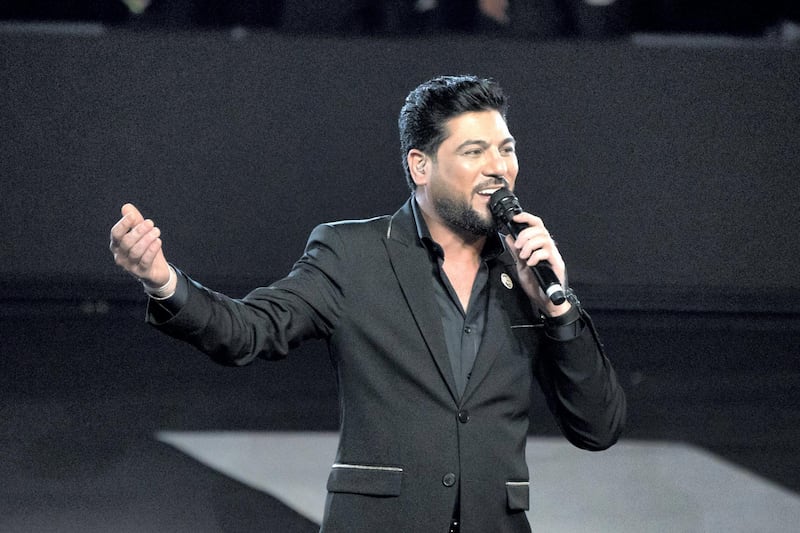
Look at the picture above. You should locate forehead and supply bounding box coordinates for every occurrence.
[442,110,511,142]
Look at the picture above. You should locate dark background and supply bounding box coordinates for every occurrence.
[1,19,799,532]
[1,30,798,310]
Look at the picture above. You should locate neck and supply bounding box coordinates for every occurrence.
[418,203,486,263]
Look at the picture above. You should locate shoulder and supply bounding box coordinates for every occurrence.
[313,215,393,240]
[300,216,394,281]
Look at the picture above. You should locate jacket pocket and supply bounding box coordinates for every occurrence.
[505,481,530,511]
[326,463,403,497]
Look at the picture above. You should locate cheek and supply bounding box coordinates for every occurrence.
[441,164,475,189]
[506,159,520,181]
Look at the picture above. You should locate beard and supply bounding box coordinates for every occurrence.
[433,193,498,239]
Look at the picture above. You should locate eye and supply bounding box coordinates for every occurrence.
[502,145,516,154]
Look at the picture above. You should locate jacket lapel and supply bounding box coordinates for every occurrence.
[383,200,460,403]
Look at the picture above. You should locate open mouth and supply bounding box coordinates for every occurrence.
[476,186,504,197]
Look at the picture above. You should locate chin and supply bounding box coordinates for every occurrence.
[474,208,494,226]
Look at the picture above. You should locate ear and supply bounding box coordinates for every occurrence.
[407,149,428,187]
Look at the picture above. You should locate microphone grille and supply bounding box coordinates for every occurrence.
[489,187,521,224]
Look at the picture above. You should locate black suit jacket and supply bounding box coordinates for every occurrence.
[149,197,626,533]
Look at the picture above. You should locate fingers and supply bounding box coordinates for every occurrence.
[121,202,143,221]
[126,221,161,264]
[109,203,144,246]
[505,213,568,310]
[111,218,160,266]
[508,212,561,269]
[109,204,168,282]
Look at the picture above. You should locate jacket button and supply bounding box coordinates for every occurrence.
[442,473,457,487]
[457,410,470,423]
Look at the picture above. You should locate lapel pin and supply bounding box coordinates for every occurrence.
[501,273,514,289]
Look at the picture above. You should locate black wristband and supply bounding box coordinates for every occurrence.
[543,302,581,327]
[543,289,584,341]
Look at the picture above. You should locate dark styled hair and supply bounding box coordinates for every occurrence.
[398,75,508,190]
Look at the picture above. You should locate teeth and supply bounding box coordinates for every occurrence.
[479,188,501,195]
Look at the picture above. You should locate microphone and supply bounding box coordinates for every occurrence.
[489,187,566,305]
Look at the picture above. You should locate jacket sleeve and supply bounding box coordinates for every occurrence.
[146,223,347,366]
[534,310,627,450]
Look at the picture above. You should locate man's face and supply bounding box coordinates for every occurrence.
[426,110,519,237]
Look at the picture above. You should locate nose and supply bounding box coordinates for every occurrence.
[484,148,508,179]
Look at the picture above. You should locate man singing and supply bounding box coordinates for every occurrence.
[110,74,626,532]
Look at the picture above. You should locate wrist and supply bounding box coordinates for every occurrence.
[143,265,177,300]
[542,300,572,318]
[543,302,581,327]
[541,286,579,318]
[541,288,584,340]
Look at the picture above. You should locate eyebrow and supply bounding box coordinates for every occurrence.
[455,136,516,150]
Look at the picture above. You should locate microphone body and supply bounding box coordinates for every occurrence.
[489,188,566,305]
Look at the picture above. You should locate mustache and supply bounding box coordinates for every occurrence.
[473,176,510,194]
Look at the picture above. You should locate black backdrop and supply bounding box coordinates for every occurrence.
[2,29,798,312]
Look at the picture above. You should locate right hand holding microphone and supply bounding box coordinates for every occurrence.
[109,203,174,293]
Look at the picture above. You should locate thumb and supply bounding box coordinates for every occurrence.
[121,203,144,224]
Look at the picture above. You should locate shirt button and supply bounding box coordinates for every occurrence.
[463,326,472,334]
[457,410,470,424]
[442,472,457,487]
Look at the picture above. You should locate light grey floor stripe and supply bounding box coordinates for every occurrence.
[157,431,800,532]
